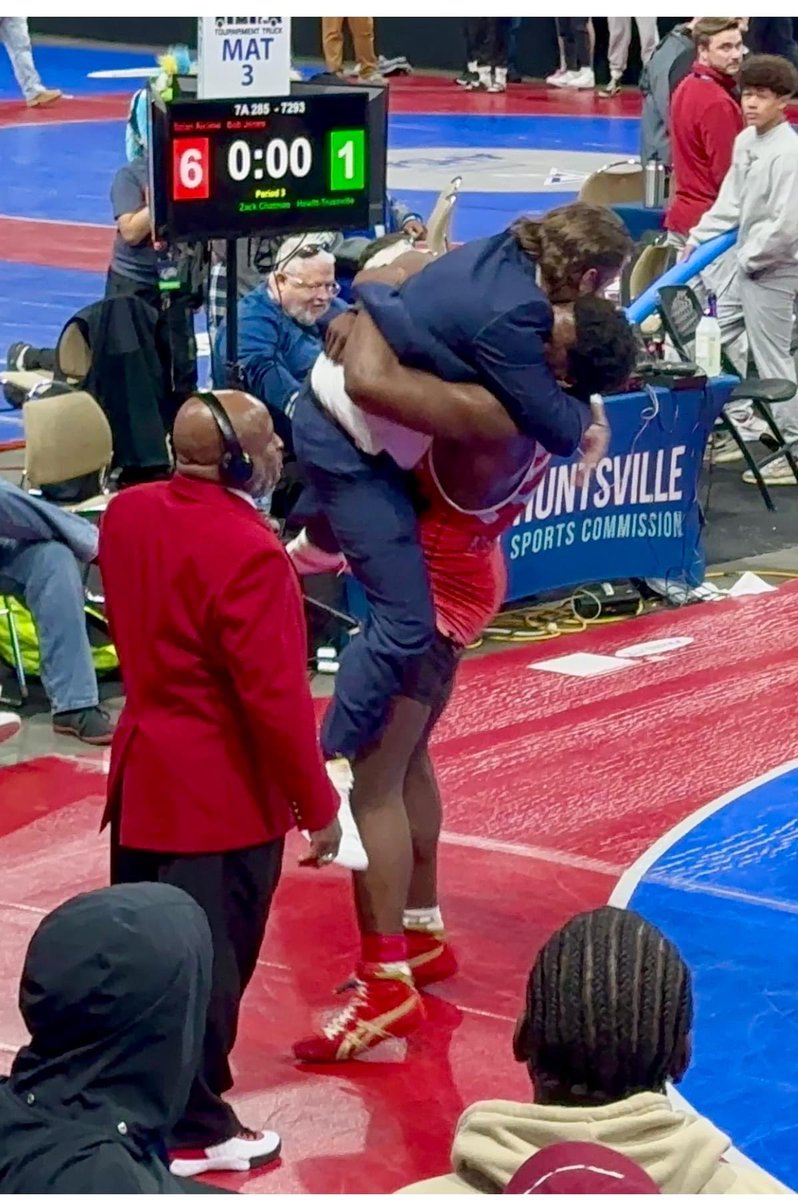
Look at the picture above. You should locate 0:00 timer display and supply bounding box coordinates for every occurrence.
[172,132,365,199]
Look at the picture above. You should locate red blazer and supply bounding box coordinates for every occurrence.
[666,66,743,237]
[98,475,338,854]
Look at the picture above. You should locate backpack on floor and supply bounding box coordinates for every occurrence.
[0,597,118,677]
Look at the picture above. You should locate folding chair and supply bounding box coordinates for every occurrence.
[0,600,27,704]
[579,159,644,205]
[23,388,114,517]
[657,284,798,511]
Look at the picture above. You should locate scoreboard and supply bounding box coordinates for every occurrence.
[149,89,371,242]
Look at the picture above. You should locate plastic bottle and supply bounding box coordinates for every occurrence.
[694,292,722,377]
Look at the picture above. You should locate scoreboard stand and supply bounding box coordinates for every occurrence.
[149,76,388,382]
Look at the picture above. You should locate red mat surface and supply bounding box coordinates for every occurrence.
[0,215,112,273]
[0,92,130,127]
[0,587,796,1192]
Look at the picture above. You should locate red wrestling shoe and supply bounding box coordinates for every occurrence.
[406,928,458,987]
[293,965,424,1063]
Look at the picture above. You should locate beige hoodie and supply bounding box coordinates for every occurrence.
[398,1092,790,1195]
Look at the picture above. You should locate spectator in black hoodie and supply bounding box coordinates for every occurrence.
[0,883,212,1194]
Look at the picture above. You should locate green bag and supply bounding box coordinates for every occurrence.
[0,596,118,676]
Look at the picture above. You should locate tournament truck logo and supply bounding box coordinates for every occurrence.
[214,17,284,34]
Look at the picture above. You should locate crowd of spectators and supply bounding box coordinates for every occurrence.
[0,892,787,1193]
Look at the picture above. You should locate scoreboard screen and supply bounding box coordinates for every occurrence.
[150,90,371,242]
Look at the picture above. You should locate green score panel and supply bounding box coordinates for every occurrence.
[328,129,367,192]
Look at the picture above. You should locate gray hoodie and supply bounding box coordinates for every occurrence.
[688,121,798,277]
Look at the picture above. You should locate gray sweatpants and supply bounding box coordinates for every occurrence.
[718,267,798,444]
[665,234,753,424]
[607,17,659,76]
[0,17,44,101]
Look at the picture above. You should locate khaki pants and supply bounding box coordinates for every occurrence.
[322,17,377,75]
[607,17,659,76]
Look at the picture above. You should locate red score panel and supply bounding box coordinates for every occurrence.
[172,137,211,202]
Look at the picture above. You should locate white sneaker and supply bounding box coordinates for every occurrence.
[303,757,369,871]
[728,409,769,441]
[0,713,21,745]
[562,66,595,89]
[285,528,346,576]
[170,1129,281,1177]
[704,431,743,464]
[546,67,568,85]
[487,67,507,93]
[742,456,798,486]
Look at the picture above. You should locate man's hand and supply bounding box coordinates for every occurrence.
[325,310,357,363]
[677,242,696,263]
[300,816,342,868]
[402,218,427,241]
[576,398,610,484]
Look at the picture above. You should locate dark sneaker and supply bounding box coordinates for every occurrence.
[53,706,114,745]
[598,77,622,98]
[455,69,478,87]
[5,342,31,371]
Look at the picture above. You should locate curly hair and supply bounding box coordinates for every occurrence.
[740,53,798,97]
[567,297,638,400]
[514,907,693,1103]
[512,203,632,302]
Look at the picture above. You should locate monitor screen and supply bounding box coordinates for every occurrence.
[149,85,376,242]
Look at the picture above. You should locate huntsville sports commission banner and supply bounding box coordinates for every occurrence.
[502,377,735,602]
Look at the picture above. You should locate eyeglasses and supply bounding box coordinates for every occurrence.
[281,273,340,296]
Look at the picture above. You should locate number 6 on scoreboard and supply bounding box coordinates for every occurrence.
[172,137,211,202]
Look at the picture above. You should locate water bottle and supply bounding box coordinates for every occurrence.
[643,155,668,209]
[694,292,722,377]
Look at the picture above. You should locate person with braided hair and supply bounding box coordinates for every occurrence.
[400,907,788,1194]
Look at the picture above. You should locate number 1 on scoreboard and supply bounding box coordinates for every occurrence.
[328,129,366,192]
[172,137,211,202]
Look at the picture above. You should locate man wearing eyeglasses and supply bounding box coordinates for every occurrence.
[212,237,347,447]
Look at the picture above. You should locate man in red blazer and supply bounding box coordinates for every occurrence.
[98,389,340,1179]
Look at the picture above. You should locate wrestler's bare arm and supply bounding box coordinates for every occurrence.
[342,310,517,442]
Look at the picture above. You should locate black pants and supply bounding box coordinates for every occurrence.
[105,270,198,427]
[555,17,591,71]
[111,832,284,1149]
[463,18,510,68]
[747,17,798,69]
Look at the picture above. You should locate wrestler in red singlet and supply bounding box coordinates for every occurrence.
[416,440,551,647]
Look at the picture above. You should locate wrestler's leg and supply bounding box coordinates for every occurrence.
[404,743,442,911]
[293,695,429,1064]
[350,695,431,935]
[402,642,460,986]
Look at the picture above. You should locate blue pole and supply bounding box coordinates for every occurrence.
[625,230,737,324]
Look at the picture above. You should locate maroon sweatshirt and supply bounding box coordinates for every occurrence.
[666,65,743,237]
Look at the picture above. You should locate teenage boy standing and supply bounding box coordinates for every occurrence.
[684,54,798,486]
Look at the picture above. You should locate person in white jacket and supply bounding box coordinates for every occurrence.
[683,53,798,486]
[400,907,789,1195]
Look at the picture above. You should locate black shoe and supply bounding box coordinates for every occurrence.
[53,706,114,746]
[5,342,32,371]
[507,68,523,83]
[455,69,478,87]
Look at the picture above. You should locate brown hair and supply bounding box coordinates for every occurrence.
[512,203,632,302]
[740,53,798,97]
[692,17,741,48]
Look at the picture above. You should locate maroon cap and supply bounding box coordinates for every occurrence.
[504,1142,660,1194]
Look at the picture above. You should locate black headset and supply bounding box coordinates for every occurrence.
[196,391,254,488]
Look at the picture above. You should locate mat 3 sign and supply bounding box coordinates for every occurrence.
[198,16,291,99]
